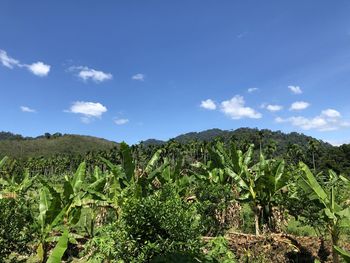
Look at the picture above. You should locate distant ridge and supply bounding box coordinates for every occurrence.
[143,127,332,149]
[0,132,117,158]
[0,127,337,159]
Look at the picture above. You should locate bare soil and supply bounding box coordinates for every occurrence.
[204,232,350,262]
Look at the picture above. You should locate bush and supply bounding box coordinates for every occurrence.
[284,217,316,236]
[0,197,34,260]
[240,203,255,234]
[121,184,202,262]
[85,184,203,262]
[203,236,236,263]
[195,182,237,236]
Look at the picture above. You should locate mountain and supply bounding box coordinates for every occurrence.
[0,132,117,158]
[141,139,166,146]
[145,127,332,150]
[146,128,350,175]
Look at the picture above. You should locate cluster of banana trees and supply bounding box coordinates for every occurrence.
[0,139,349,262]
[0,142,194,262]
[192,141,290,235]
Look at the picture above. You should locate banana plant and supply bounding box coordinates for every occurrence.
[232,153,288,235]
[33,185,66,262]
[299,163,350,263]
[192,142,289,235]
[250,155,288,234]
[191,141,254,185]
[33,162,115,262]
[0,156,35,199]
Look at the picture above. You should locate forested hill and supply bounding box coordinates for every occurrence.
[1,128,350,174]
[144,128,332,148]
[0,132,117,158]
[143,128,350,174]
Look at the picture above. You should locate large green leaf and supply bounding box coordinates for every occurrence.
[100,157,126,188]
[0,156,8,169]
[47,229,69,263]
[145,149,162,174]
[71,162,86,194]
[38,187,51,231]
[300,163,329,206]
[225,168,248,190]
[334,246,350,262]
[120,142,135,183]
[63,180,74,201]
[243,144,254,166]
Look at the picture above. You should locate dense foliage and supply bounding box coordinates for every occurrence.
[0,129,349,262]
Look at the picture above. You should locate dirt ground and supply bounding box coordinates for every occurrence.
[205,232,350,262]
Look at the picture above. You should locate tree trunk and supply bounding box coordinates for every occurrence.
[254,206,260,235]
[331,227,340,263]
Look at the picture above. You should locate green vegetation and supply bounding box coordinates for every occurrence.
[0,132,117,159]
[0,129,349,262]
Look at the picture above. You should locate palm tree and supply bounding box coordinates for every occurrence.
[265,139,277,159]
[308,139,319,171]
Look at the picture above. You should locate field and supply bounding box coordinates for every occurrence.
[0,131,349,263]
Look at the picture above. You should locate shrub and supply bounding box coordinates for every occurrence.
[0,197,35,260]
[203,236,237,263]
[195,182,237,236]
[85,184,203,262]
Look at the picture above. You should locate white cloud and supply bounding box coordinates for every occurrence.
[247,87,258,93]
[69,66,112,82]
[132,73,145,81]
[321,109,340,118]
[26,62,50,77]
[0,49,51,76]
[220,95,262,119]
[288,85,302,94]
[326,139,350,146]
[290,101,310,111]
[0,50,20,68]
[20,106,36,113]
[275,108,350,131]
[68,101,107,123]
[200,99,217,110]
[114,118,129,125]
[265,104,283,112]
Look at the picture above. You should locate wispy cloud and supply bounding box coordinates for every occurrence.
[326,139,350,146]
[290,101,310,111]
[265,104,283,112]
[114,118,129,125]
[0,50,20,68]
[69,66,112,82]
[0,49,50,76]
[132,73,145,81]
[20,106,36,113]
[220,95,262,119]
[321,109,340,118]
[200,99,217,110]
[275,108,350,131]
[237,32,247,39]
[247,87,258,93]
[67,101,107,123]
[288,85,302,94]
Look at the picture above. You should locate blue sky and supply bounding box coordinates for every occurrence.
[1,1,350,145]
